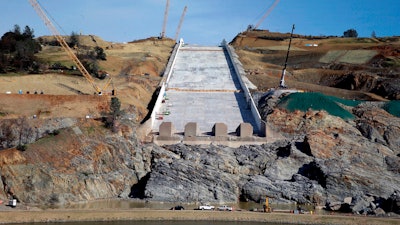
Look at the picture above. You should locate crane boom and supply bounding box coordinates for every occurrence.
[280,24,295,88]
[28,0,103,94]
[161,0,170,38]
[174,6,187,41]
[254,0,280,30]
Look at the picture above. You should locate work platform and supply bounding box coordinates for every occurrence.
[149,42,265,144]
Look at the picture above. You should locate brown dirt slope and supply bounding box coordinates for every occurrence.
[0,37,175,121]
[232,30,400,101]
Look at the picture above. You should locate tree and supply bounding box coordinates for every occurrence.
[343,29,358,38]
[0,24,41,73]
[22,26,34,39]
[0,31,18,52]
[94,46,107,60]
[80,59,100,78]
[13,25,21,37]
[110,97,122,120]
[69,31,79,48]
[105,97,123,131]
[16,117,33,147]
[371,31,377,38]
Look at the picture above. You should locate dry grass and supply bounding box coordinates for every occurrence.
[0,37,175,121]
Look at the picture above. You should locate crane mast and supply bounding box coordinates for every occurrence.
[161,0,170,38]
[174,6,187,41]
[280,24,295,88]
[28,0,106,94]
[250,0,280,30]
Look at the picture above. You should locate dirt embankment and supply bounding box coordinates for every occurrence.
[232,30,400,101]
[0,36,175,121]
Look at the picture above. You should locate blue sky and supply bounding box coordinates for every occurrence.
[1,0,399,46]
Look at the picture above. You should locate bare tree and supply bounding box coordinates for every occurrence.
[16,117,33,150]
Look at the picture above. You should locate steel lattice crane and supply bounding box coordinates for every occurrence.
[174,6,187,41]
[160,0,170,38]
[248,0,280,31]
[28,0,112,95]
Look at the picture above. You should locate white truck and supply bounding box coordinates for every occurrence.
[199,204,215,210]
[217,205,233,211]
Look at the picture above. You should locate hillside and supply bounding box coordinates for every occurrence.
[231,30,400,101]
[0,32,399,217]
[0,35,175,121]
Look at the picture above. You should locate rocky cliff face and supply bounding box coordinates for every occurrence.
[143,95,400,215]
[0,104,399,215]
[0,117,152,205]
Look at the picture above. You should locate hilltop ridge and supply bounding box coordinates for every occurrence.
[232,30,400,101]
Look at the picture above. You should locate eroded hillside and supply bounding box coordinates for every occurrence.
[0,35,175,121]
[232,30,400,100]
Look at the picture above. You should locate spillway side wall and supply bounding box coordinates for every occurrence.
[150,40,183,131]
[224,44,262,133]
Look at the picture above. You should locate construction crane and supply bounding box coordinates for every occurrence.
[279,24,295,88]
[28,0,112,95]
[160,0,170,38]
[248,0,280,31]
[174,6,187,41]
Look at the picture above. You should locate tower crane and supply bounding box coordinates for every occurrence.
[28,0,112,95]
[248,0,280,31]
[174,6,187,41]
[160,0,170,38]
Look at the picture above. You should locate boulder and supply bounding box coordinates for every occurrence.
[343,197,352,205]
[351,196,373,214]
[373,207,386,216]
[327,201,342,211]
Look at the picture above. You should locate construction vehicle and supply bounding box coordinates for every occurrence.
[264,196,272,213]
[247,0,280,31]
[174,6,188,41]
[160,0,170,39]
[28,0,113,95]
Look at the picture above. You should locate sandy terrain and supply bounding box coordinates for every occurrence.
[0,209,399,224]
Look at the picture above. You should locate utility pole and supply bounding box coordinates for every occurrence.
[279,24,295,88]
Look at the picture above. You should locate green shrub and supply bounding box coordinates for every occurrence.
[16,144,27,151]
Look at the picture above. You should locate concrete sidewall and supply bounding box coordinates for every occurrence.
[150,40,183,131]
[224,44,262,133]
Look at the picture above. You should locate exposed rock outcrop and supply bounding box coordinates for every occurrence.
[0,118,152,205]
[0,117,77,150]
[0,101,399,216]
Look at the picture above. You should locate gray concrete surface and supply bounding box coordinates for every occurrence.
[153,45,258,134]
[167,46,241,91]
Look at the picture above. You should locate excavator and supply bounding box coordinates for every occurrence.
[28,0,114,95]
